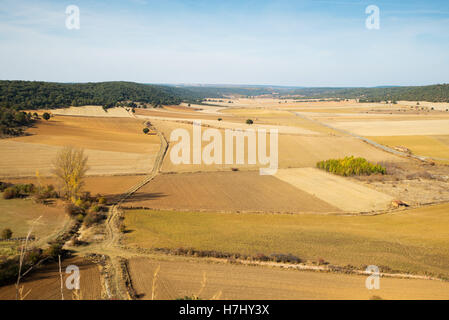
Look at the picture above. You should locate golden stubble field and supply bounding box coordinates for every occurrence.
[0,115,160,178]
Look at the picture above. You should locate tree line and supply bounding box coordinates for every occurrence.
[288,84,449,103]
[0,81,206,111]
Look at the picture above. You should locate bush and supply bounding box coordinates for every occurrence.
[42,112,50,121]
[217,118,222,121]
[98,196,106,205]
[1,228,12,239]
[65,203,83,216]
[2,187,18,199]
[90,205,100,213]
[143,127,149,134]
[44,243,64,259]
[246,119,253,125]
[83,212,104,227]
[316,156,386,176]
[0,182,12,192]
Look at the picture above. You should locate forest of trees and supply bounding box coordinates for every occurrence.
[288,84,449,102]
[0,81,205,111]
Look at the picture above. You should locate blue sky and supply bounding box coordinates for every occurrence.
[1,0,449,86]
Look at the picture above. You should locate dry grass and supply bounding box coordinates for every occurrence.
[0,197,67,243]
[124,204,449,278]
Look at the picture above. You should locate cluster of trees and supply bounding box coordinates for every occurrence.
[289,84,449,103]
[0,181,58,202]
[316,156,386,176]
[0,81,206,111]
[0,108,36,136]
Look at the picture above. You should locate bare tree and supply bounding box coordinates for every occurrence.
[53,146,89,202]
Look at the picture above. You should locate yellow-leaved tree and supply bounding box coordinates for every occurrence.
[53,146,89,202]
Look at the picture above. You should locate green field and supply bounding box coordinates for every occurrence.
[0,196,68,251]
[124,204,449,278]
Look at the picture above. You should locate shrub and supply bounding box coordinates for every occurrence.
[98,196,106,204]
[1,228,12,239]
[143,127,150,134]
[0,182,12,192]
[2,187,18,199]
[217,118,222,121]
[44,243,64,259]
[316,156,386,176]
[42,112,50,121]
[90,205,100,213]
[65,203,83,216]
[83,212,104,227]
[246,119,253,125]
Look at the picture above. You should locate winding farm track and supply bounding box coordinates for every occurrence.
[80,123,169,299]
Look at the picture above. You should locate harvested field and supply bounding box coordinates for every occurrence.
[135,108,237,121]
[50,105,131,117]
[274,168,394,212]
[0,116,159,177]
[0,197,68,243]
[277,134,404,169]
[0,257,102,300]
[154,119,404,173]
[127,257,449,300]
[370,135,449,161]
[124,171,339,213]
[124,204,449,278]
[327,119,449,136]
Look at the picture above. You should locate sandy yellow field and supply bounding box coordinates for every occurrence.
[327,119,449,136]
[124,204,449,278]
[275,168,394,212]
[128,257,449,300]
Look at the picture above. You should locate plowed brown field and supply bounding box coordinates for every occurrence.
[124,171,339,213]
[0,257,102,300]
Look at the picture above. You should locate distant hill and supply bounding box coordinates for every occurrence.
[287,84,449,102]
[0,81,204,110]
